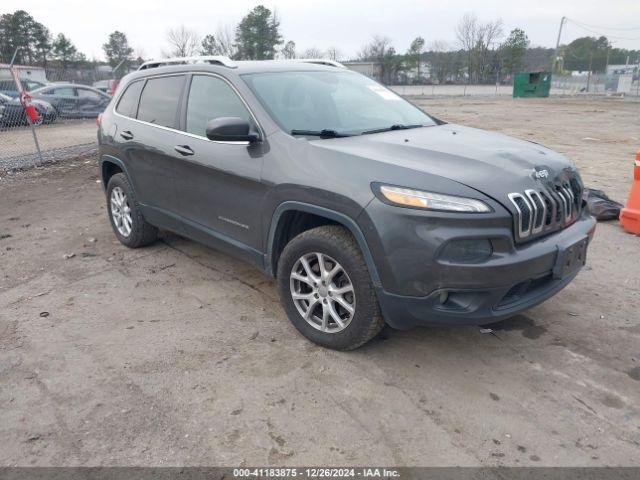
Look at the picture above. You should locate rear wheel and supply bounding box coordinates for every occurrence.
[277,225,384,350]
[106,173,158,248]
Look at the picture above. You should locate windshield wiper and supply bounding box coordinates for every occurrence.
[360,124,425,135]
[290,129,352,138]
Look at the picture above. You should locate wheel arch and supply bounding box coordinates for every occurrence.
[99,155,132,192]
[265,201,382,289]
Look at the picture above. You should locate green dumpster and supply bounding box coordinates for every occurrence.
[513,71,551,98]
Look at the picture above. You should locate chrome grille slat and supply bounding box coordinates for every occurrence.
[538,190,556,227]
[508,193,532,238]
[508,178,583,243]
[525,189,545,234]
[555,187,570,221]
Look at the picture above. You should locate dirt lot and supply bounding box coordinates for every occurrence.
[0,97,639,467]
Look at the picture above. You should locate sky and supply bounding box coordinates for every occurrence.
[5,0,640,61]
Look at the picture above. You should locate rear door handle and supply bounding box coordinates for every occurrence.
[120,130,133,140]
[174,145,194,156]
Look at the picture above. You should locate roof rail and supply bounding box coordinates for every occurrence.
[293,59,346,68]
[137,55,237,71]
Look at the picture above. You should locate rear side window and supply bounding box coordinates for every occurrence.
[78,88,104,100]
[115,81,144,117]
[185,75,252,137]
[137,75,184,129]
[53,87,76,96]
[25,81,44,90]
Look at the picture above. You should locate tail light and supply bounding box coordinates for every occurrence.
[97,113,102,126]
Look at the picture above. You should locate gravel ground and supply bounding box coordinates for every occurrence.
[0,143,97,174]
[0,96,639,467]
[0,119,97,173]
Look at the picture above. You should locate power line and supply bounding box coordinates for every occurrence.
[565,18,640,41]
[567,19,640,32]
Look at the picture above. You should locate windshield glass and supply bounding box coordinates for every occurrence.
[242,70,436,136]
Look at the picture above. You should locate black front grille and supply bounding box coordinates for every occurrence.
[508,178,583,242]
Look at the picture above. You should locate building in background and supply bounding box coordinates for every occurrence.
[0,64,48,83]
[342,61,382,81]
[606,64,638,76]
[403,61,431,84]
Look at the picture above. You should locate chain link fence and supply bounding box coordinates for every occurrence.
[390,72,640,98]
[0,66,117,175]
[552,73,640,96]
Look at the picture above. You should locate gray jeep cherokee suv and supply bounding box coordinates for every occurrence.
[97,56,596,350]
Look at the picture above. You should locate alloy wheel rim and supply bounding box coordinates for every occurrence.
[110,187,133,237]
[290,252,356,333]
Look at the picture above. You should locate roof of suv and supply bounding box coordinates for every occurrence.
[125,59,350,82]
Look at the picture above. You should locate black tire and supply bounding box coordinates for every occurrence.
[277,225,384,350]
[45,109,58,125]
[106,173,158,248]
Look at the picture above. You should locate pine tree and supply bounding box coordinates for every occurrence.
[234,5,282,60]
[103,31,133,69]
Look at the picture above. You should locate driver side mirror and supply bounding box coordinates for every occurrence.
[205,117,260,143]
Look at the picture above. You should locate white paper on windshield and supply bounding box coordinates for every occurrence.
[368,85,401,100]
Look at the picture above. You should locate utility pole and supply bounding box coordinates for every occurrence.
[113,58,127,79]
[552,16,566,73]
[586,50,593,93]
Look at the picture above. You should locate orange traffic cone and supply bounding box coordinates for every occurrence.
[620,150,640,235]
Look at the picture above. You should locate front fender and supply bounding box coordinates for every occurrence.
[264,201,382,290]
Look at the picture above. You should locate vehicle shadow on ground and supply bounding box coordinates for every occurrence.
[161,232,553,356]
[363,312,557,353]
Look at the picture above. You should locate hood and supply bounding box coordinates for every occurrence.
[312,123,579,204]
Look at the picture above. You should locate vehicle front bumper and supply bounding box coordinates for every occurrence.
[374,211,596,329]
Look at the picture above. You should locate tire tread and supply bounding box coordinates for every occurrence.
[278,225,384,350]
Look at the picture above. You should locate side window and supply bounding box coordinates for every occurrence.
[0,80,12,90]
[185,75,252,137]
[53,87,76,96]
[77,88,103,100]
[137,75,184,129]
[115,81,144,118]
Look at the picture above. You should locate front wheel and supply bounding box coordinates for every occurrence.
[44,109,58,125]
[277,225,384,350]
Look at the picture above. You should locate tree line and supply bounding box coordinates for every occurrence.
[1,7,638,84]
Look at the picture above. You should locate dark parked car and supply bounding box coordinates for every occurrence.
[0,92,57,127]
[30,84,111,119]
[97,56,596,350]
[0,78,47,98]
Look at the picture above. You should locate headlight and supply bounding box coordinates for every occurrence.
[378,185,491,213]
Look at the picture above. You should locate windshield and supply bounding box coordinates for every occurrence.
[242,70,436,136]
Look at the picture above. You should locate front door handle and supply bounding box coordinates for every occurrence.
[174,145,194,156]
[120,130,134,140]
